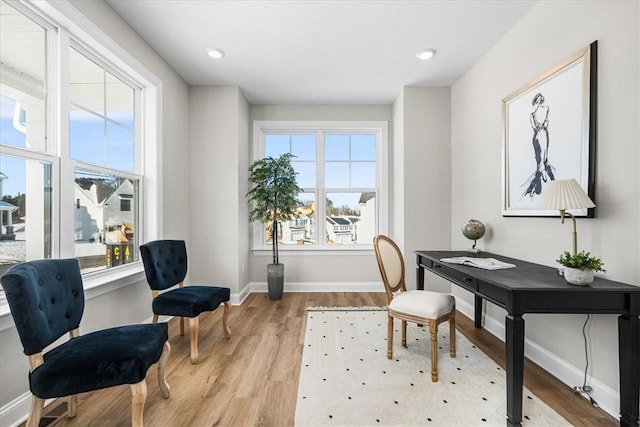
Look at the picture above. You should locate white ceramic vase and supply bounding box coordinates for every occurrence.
[563,267,595,286]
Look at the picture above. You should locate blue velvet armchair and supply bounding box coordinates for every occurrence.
[0,258,171,427]
[140,239,231,364]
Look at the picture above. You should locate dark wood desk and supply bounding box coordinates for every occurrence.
[415,250,640,427]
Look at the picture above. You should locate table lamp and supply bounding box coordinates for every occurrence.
[537,178,595,255]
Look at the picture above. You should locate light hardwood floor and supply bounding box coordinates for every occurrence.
[34,292,616,426]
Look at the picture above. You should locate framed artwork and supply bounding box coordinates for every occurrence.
[502,41,597,217]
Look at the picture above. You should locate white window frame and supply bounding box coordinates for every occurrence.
[251,120,388,255]
[0,0,162,320]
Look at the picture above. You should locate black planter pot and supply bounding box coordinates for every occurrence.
[267,263,284,300]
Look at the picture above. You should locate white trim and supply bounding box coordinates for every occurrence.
[246,281,384,293]
[0,391,31,427]
[251,247,374,256]
[454,297,621,421]
[232,283,253,306]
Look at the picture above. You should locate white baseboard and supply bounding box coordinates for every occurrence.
[0,393,58,427]
[454,297,621,421]
[242,281,383,294]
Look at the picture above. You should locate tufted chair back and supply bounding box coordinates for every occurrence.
[139,239,188,290]
[1,258,84,355]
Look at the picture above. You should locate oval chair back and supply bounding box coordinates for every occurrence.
[373,234,407,302]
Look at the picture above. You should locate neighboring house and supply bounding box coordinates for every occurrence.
[356,192,376,245]
[74,179,135,244]
[102,179,135,244]
[74,183,102,241]
[0,173,18,240]
[325,216,356,244]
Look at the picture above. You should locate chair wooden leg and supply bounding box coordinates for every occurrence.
[180,316,185,337]
[401,320,407,348]
[25,396,44,427]
[67,395,77,417]
[189,316,199,364]
[158,341,171,399]
[387,315,393,359]
[222,301,231,339]
[152,314,159,324]
[449,314,456,358]
[130,380,147,427]
[429,321,438,382]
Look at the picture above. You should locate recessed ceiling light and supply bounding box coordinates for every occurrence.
[416,49,437,61]
[207,48,225,59]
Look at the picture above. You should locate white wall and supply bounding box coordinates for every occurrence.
[394,87,452,291]
[188,87,249,294]
[451,0,639,416]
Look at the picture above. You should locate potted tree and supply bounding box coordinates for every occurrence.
[556,251,605,286]
[247,153,301,300]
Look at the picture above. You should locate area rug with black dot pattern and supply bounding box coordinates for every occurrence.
[294,309,569,426]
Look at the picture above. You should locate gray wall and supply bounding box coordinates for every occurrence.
[450,0,639,414]
[188,86,249,294]
[392,87,452,292]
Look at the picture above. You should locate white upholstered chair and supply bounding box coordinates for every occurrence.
[373,235,456,382]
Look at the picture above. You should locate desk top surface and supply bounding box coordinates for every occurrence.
[416,250,640,293]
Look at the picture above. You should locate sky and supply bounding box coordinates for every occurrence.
[3,95,379,215]
[265,133,377,212]
[1,95,134,197]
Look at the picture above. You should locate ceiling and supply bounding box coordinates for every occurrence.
[104,0,537,105]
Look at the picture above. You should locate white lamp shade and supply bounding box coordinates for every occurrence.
[537,179,595,210]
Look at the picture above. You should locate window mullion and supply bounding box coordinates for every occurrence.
[317,130,326,247]
[57,30,75,258]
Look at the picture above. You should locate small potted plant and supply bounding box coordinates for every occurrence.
[247,153,301,300]
[556,251,605,286]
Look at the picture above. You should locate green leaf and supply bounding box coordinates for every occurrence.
[247,153,302,263]
[556,251,605,272]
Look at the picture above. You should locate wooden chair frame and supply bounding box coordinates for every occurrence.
[152,282,231,364]
[24,330,170,427]
[374,234,456,382]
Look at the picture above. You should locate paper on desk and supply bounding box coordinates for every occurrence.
[440,257,516,270]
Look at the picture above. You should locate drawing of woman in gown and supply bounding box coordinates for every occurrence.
[522,92,555,198]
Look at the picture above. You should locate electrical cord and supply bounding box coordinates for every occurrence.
[573,314,599,408]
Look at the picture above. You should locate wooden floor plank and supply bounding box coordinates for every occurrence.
[28,292,615,427]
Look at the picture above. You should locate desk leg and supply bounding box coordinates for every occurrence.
[416,261,424,291]
[474,295,483,328]
[618,314,640,427]
[505,314,524,427]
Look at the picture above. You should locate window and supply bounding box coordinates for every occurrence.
[69,47,140,272]
[0,0,52,302]
[1,0,159,307]
[252,121,388,251]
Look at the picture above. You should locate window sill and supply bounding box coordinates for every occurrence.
[251,246,374,256]
[0,262,146,332]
